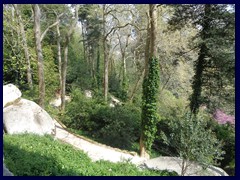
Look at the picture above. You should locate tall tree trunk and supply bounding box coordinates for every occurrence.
[139,6,151,158]
[96,44,101,90]
[60,5,79,111]
[33,4,45,108]
[140,4,158,158]
[129,68,145,102]
[149,4,157,58]
[103,39,109,102]
[190,4,211,114]
[13,4,33,89]
[103,5,109,102]
[61,38,69,111]
[56,19,62,95]
[81,21,86,63]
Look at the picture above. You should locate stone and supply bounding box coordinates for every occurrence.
[3,164,14,176]
[84,90,93,98]
[3,98,55,135]
[109,95,122,107]
[3,84,22,108]
[49,95,71,108]
[141,156,228,176]
[3,157,14,176]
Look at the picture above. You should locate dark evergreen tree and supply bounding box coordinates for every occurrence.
[169,4,235,114]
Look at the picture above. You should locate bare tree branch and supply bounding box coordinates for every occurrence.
[40,13,64,42]
[104,23,130,40]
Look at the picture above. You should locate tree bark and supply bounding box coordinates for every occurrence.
[103,5,109,102]
[149,4,158,58]
[61,38,69,111]
[13,4,33,89]
[129,68,145,102]
[139,4,158,158]
[60,5,79,111]
[118,33,130,88]
[33,4,45,108]
[56,16,62,95]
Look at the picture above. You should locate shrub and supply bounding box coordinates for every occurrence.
[62,88,141,150]
[160,111,224,176]
[208,119,235,175]
[61,88,102,131]
[213,109,235,125]
[90,103,141,149]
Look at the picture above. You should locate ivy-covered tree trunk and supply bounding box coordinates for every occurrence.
[189,4,211,114]
[140,4,159,158]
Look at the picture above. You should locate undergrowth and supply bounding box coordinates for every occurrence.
[3,134,177,176]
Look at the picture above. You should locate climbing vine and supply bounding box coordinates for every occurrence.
[141,57,160,151]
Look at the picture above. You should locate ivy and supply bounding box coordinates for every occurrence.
[141,57,160,151]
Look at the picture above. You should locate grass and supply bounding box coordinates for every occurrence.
[3,134,178,176]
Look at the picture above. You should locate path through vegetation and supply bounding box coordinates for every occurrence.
[53,119,147,164]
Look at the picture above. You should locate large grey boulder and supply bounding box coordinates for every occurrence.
[3,98,55,135]
[3,84,22,108]
[140,156,228,176]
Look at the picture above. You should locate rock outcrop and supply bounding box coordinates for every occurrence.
[3,84,55,135]
[3,84,22,108]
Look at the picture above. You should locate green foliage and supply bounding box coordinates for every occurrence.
[108,72,128,101]
[67,34,93,90]
[90,103,141,149]
[208,120,235,175]
[120,74,129,101]
[157,89,188,121]
[3,134,176,176]
[109,72,121,96]
[21,85,39,103]
[43,45,59,103]
[141,57,160,151]
[61,88,102,130]
[160,111,224,175]
[169,4,235,114]
[63,88,141,150]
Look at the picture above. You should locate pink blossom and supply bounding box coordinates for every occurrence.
[213,109,235,125]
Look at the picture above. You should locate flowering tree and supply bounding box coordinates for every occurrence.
[213,109,235,125]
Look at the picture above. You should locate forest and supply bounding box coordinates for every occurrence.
[3,4,235,176]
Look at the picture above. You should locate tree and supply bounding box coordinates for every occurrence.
[160,112,224,176]
[78,4,103,89]
[3,5,34,87]
[140,4,160,158]
[32,4,45,108]
[32,4,64,108]
[168,4,235,114]
[102,4,133,102]
[13,4,33,89]
[60,5,79,111]
[116,31,131,101]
